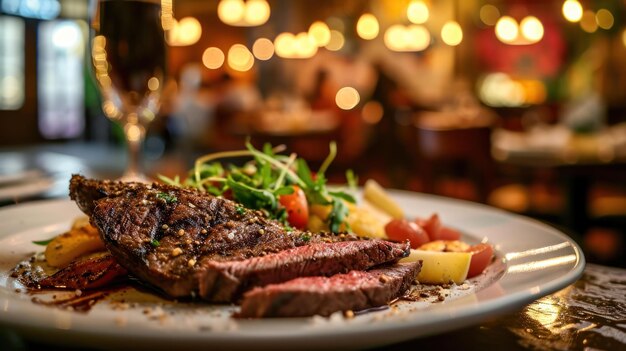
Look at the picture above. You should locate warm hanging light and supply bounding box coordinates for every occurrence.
[385,24,430,52]
[274,32,317,59]
[495,16,544,45]
[217,0,270,27]
[407,0,429,24]
[562,0,583,23]
[356,13,379,40]
[166,17,202,46]
[495,16,518,43]
[308,21,331,46]
[441,21,463,46]
[520,16,543,43]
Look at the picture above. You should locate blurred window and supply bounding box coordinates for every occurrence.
[38,20,85,139]
[0,16,25,110]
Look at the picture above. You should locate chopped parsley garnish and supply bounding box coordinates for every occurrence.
[156,192,178,203]
[301,233,311,242]
[158,141,356,233]
[150,239,160,247]
[235,204,246,215]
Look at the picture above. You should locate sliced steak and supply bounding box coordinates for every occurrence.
[198,240,410,302]
[69,175,408,301]
[239,262,422,318]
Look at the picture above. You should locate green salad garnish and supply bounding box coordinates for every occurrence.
[159,141,355,232]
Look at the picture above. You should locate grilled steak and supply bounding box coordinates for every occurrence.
[69,175,410,300]
[239,262,422,318]
[199,240,409,302]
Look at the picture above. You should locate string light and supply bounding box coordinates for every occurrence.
[580,10,598,33]
[520,16,543,43]
[479,4,500,26]
[595,9,614,30]
[325,30,345,51]
[384,24,430,52]
[227,44,254,71]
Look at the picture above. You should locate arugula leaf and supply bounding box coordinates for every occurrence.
[32,238,55,246]
[328,197,350,233]
[329,190,356,204]
[227,177,277,212]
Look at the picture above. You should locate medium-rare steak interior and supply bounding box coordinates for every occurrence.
[239,262,422,318]
[69,175,413,305]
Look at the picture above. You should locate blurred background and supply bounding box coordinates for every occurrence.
[0,0,624,267]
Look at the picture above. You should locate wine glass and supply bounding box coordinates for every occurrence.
[90,0,166,182]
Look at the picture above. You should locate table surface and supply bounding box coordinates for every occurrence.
[1,143,624,350]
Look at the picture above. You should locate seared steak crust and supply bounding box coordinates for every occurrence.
[70,175,373,298]
[198,240,410,302]
[239,262,422,318]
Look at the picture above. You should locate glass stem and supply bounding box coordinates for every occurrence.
[122,121,147,181]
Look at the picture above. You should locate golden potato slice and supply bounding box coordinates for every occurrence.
[400,249,471,284]
[45,224,105,268]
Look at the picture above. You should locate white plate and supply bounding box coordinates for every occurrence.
[0,193,585,350]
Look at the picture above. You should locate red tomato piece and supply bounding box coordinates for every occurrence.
[385,219,430,249]
[415,214,442,241]
[279,185,309,230]
[466,243,494,278]
[438,226,462,241]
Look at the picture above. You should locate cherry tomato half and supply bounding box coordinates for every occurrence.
[415,214,441,241]
[279,185,309,230]
[385,219,430,249]
[466,243,494,278]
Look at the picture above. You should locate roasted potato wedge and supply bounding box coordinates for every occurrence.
[45,223,105,268]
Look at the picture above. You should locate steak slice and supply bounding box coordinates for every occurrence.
[239,262,422,318]
[198,240,410,302]
[69,175,408,300]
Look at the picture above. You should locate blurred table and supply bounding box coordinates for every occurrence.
[492,127,626,241]
[383,263,625,351]
[0,143,125,206]
[2,263,623,350]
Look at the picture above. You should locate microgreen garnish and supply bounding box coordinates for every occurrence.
[32,238,55,246]
[156,192,177,203]
[150,239,160,247]
[157,141,355,232]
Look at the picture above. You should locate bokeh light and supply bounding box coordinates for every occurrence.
[595,9,614,30]
[202,47,225,69]
[520,16,543,43]
[252,38,274,60]
[325,30,345,51]
[309,21,331,46]
[362,100,383,124]
[580,10,598,33]
[441,21,463,46]
[335,87,360,110]
[227,44,254,71]
[495,16,518,43]
[479,4,500,26]
[562,0,583,23]
[244,0,270,26]
[356,13,379,40]
[217,0,245,25]
[407,0,429,24]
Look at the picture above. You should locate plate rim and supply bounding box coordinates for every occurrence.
[0,194,586,349]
